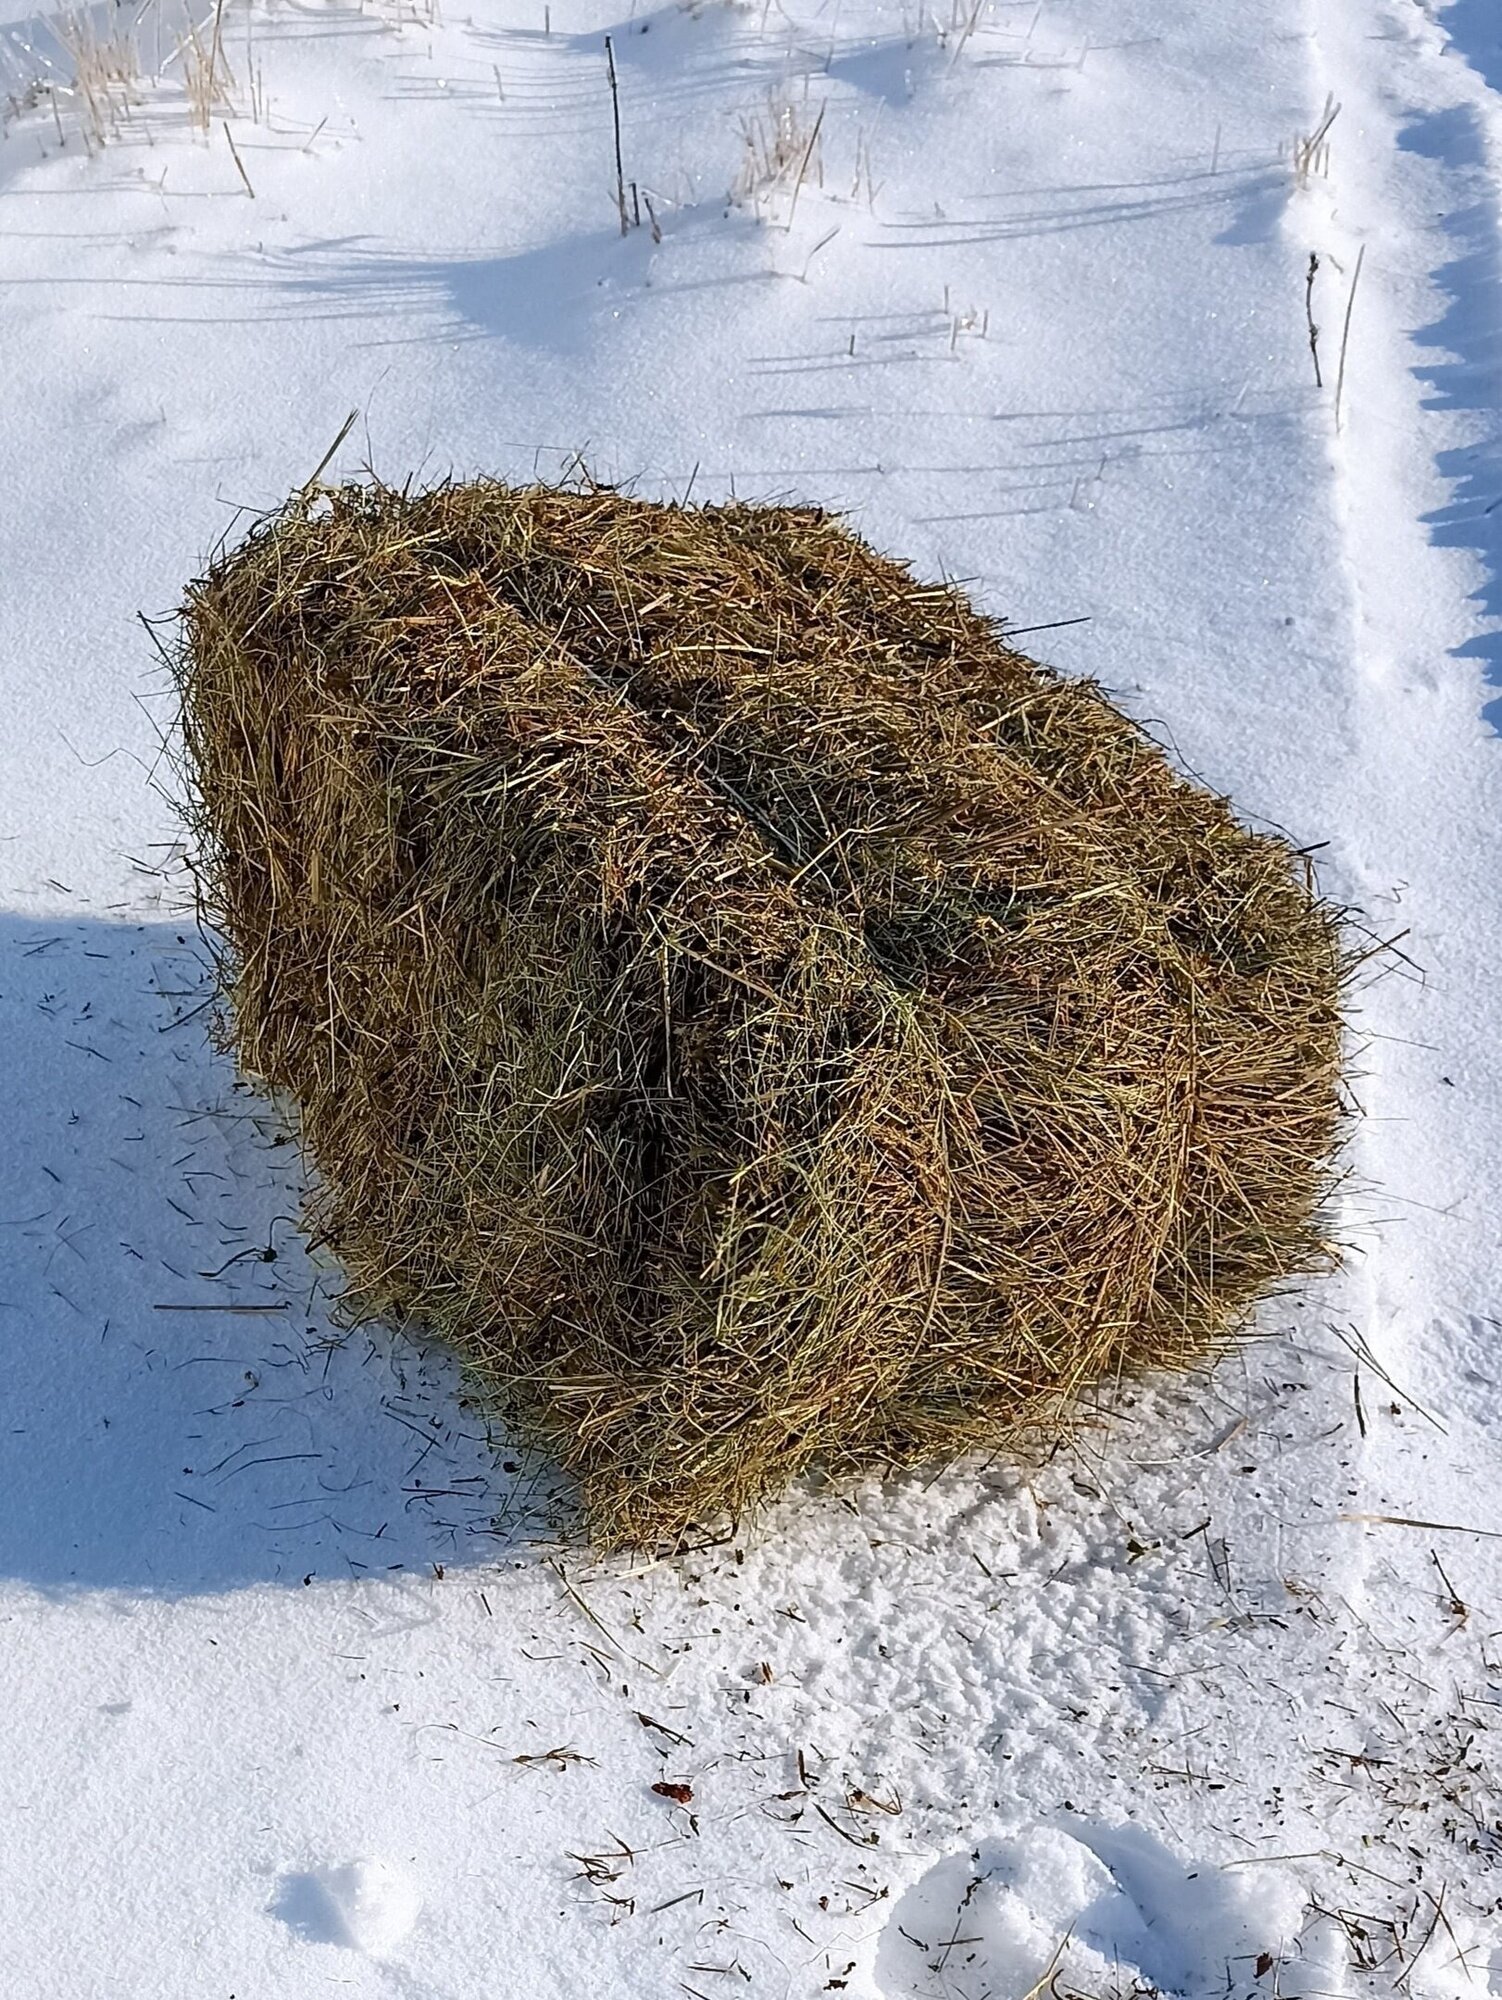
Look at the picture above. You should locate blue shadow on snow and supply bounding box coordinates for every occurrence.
[1399,103,1502,730]
[0,912,553,1595]
[1439,0,1502,96]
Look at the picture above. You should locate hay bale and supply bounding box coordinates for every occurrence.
[173,480,1345,1548]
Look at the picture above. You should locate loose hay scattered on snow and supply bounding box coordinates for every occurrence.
[172,480,1347,1549]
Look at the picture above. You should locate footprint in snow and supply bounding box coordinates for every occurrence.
[272,1858,422,1954]
[874,1819,1303,2000]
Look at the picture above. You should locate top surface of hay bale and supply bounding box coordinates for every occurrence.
[175,480,1345,1547]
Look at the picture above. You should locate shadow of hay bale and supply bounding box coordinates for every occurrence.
[172,480,1346,1550]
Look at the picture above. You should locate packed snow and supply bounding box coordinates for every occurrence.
[0,0,1499,1994]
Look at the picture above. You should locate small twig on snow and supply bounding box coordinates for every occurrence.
[605,37,628,236]
[1305,251,1323,388]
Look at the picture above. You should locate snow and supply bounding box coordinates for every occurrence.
[272,1857,425,1952]
[872,1823,1312,2000]
[0,0,1499,1994]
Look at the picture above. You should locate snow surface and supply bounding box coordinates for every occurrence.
[0,0,1500,1994]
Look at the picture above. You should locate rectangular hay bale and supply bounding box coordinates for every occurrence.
[174,481,1344,1546]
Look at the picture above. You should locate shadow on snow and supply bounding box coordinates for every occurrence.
[0,910,557,1596]
[1400,103,1502,730]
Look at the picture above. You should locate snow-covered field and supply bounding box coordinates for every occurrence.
[1,0,1500,1993]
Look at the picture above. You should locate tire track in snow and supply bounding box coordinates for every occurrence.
[1287,0,1502,1979]
[1299,0,1502,1441]
[1297,0,1502,1434]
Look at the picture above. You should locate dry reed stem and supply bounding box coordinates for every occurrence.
[734,84,825,221]
[56,6,143,147]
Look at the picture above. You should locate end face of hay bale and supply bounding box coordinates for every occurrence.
[174,480,1346,1548]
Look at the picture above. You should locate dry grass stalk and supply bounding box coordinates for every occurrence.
[1291,93,1339,189]
[363,0,441,28]
[1334,243,1366,435]
[942,0,986,62]
[173,480,1348,1549]
[175,0,236,134]
[222,118,253,194]
[734,84,825,222]
[56,6,144,148]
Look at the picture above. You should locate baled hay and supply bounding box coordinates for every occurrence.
[173,481,1346,1548]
